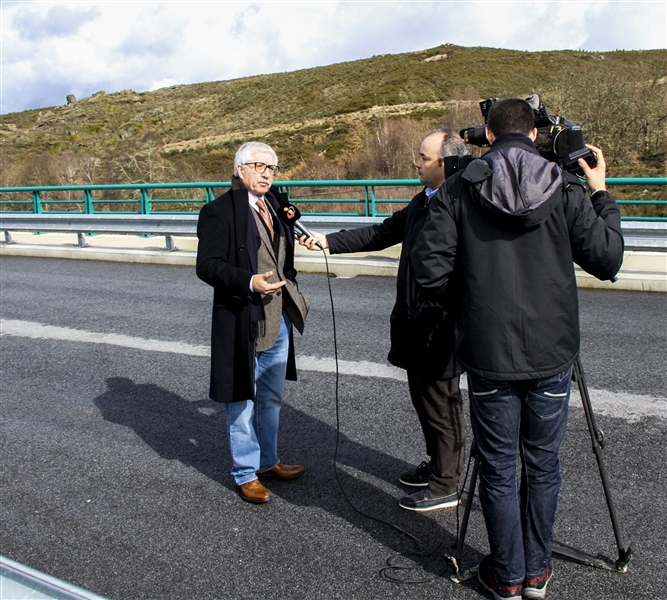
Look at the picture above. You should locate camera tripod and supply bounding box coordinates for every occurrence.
[447,357,633,583]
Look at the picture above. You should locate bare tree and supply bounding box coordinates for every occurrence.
[440,87,484,131]
[347,118,436,179]
[112,141,175,184]
[547,62,667,166]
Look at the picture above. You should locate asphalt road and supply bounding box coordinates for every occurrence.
[1,256,666,600]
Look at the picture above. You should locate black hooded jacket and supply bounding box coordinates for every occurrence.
[411,133,624,380]
[327,189,460,379]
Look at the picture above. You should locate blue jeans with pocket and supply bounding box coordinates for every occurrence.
[225,313,291,485]
[468,366,572,585]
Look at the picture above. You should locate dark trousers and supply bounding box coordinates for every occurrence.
[468,367,571,584]
[407,371,465,495]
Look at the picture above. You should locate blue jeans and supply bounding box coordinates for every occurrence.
[225,313,291,485]
[468,367,571,585]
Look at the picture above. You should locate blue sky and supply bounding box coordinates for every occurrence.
[1,0,666,115]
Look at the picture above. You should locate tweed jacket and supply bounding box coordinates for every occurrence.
[251,201,309,351]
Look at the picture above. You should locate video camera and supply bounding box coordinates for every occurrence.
[460,94,596,177]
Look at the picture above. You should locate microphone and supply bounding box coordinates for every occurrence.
[277,204,323,248]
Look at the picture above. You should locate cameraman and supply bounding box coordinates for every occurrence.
[410,98,623,600]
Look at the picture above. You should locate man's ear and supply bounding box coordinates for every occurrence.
[485,127,495,145]
[528,127,538,142]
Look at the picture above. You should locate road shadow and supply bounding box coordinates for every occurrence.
[93,376,484,580]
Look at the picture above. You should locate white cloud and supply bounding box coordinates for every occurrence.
[1,1,665,114]
[579,1,666,51]
[11,4,99,41]
[149,78,182,91]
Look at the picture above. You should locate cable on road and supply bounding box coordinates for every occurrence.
[316,246,463,585]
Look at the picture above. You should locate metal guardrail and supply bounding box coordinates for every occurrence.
[1,213,665,251]
[0,214,198,251]
[0,213,198,234]
[1,178,666,220]
[0,180,418,218]
[620,221,667,249]
[0,555,109,600]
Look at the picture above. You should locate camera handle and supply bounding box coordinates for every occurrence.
[446,357,632,584]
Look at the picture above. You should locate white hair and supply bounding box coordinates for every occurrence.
[233,142,278,176]
[427,129,469,160]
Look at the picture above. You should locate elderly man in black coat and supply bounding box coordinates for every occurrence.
[197,141,309,504]
[300,129,469,512]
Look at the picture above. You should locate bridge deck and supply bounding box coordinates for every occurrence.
[1,258,665,600]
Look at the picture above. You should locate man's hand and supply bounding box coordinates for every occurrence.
[578,144,607,194]
[298,230,328,250]
[251,271,286,295]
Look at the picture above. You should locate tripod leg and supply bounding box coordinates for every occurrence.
[552,358,632,571]
[575,358,632,570]
[447,442,480,583]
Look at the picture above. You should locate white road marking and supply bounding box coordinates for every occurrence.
[2,319,665,422]
[0,319,210,356]
[296,355,406,381]
[569,388,666,424]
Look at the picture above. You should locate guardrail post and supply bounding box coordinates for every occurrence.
[371,185,377,217]
[205,187,215,203]
[363,186,370,217]
[140,189,151,214]
[83,190,94,214]
[76,233,89,247]
[33,191,42,214]
[164,235,178,252]
[4,231,15,244]
[278,185,291,202]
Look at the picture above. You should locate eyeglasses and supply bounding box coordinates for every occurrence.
[242,162,280,175]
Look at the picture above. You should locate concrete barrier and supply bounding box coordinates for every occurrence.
[1,232,665,292]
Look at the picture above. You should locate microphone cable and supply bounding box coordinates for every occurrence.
[309,241,458,584]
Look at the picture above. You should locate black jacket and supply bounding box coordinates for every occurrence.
[196,185,299,403]
[411,133,624,380]
[328,190,460,379]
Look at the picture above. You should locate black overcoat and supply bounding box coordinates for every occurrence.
[196,185,298,403]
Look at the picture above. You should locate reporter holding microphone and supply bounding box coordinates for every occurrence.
[301,129,469,513]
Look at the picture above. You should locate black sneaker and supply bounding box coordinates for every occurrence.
[478,557,522,600]
[398,461,431,487]
[522,563,552,599]
[399,488,460,511]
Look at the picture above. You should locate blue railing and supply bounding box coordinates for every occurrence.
[1,178,665,220]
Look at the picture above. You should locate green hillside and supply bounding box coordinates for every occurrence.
[1,44,665,190]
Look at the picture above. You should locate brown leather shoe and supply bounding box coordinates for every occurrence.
[257,462,305,480]
[237,479,271,504]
